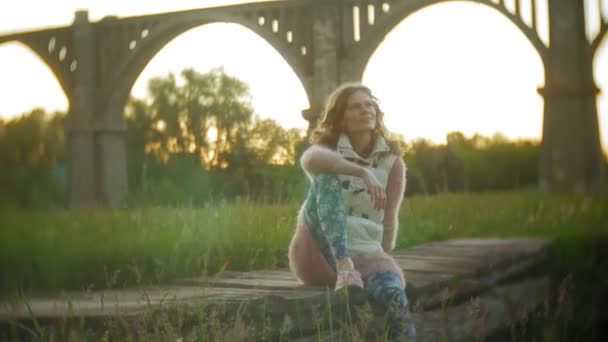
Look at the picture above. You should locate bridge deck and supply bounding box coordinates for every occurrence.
[0,237,551,341]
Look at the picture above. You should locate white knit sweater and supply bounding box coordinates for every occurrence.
[335,134,397,255]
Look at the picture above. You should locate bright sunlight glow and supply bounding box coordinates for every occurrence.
[364,3,545,144]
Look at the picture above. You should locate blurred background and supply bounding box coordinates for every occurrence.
[0,0,606,207]
[0,3,607,340]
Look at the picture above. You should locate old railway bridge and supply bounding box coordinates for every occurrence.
[0,0,606,207]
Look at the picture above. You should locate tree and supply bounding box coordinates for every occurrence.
[247,117,305,165]
[130,67,254,168]
[124,68,307,204]
[403,132,540,195]
[0,109,66,207]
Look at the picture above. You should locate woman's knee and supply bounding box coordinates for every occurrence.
[365,272,408,305]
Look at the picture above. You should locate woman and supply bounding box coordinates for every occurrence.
[288,83,417,340]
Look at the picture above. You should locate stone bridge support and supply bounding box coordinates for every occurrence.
[539,0,605,193]
[303,1,363,132]
[67,12,98,208]
[68,12,128,207]
[97,102,128,208]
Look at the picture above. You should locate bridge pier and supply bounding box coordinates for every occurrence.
[539,0,605,193]
[68,12,129,208]
[65,122,98,208]
[303,2,367,132]
[304,3,342,131]
[67,11,99,208]
[97,112,128,208]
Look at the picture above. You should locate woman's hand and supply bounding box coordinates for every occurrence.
[360,169,386,210]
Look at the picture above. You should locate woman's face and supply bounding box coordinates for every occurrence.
[342,90,377,135]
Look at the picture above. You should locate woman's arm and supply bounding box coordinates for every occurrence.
[300,144,365,177]
[300,144,387,209]
[382,157,407,252]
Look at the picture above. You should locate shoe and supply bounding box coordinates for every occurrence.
[335,269,364,291]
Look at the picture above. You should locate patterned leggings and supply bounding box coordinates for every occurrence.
[304,173,417,341]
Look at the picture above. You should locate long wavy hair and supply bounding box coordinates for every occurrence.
[310,83,402,156]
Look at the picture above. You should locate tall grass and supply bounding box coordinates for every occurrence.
[0,189,606,295]
[0,199,299,296]
[399,189,607,245]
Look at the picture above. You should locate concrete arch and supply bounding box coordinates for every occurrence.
[347,0,548,82]
[362,5,545,146]
[0,39,71,102]
[593,28,608,63]
[106,17,311,118]
[0,40,69,112]
[593,34,608,153]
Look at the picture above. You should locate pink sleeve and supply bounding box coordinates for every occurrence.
[382,157,406,252]
[299,144,341,175]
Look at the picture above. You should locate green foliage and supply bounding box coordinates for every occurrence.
[1,190,606,296]
[549,229,608,279]
[403,132,540,195]
[0,109,66,208]
[126,160,308,206]
[124,67,309,205]
[126,67,257,166]
[0,200,299,296]
[396,189,608,249]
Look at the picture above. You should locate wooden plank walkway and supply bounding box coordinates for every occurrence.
[0,237,551,341]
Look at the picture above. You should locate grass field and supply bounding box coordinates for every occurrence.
[0,189,607,296]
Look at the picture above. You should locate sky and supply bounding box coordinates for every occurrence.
[0,0,607,151]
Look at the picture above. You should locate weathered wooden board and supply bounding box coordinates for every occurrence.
[0,237,551,341]
[294,276,551,342]
[0,286,319,320]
